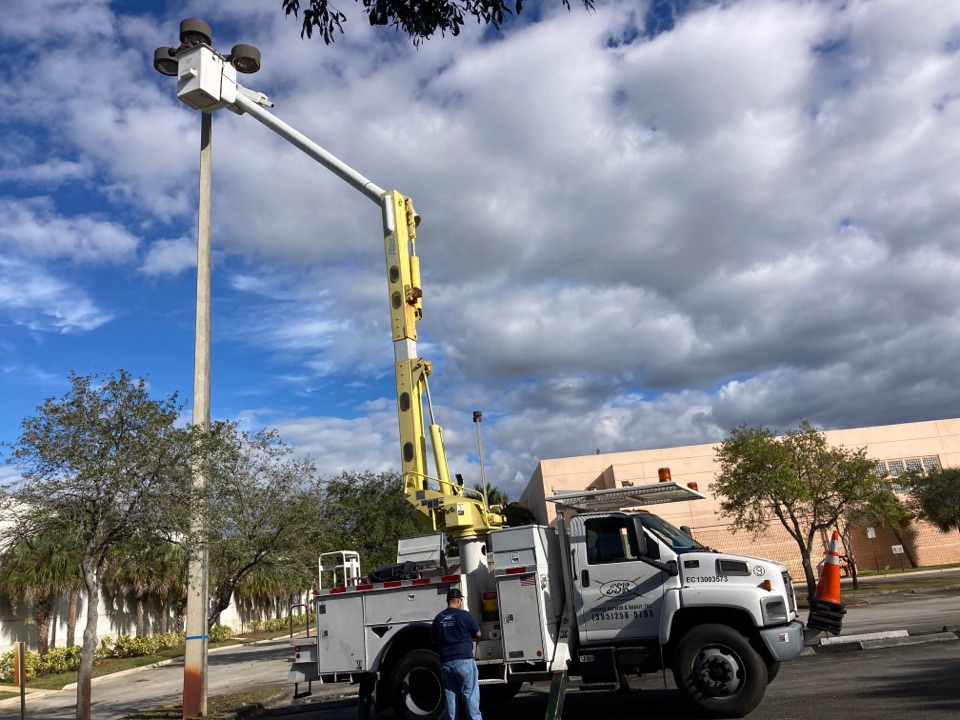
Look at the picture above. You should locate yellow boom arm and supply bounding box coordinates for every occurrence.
[381,190,503,537]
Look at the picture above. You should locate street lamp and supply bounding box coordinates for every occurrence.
[153,19,262,719]
[474,411,490,510]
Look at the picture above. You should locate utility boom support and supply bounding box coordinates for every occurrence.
[381,190,503,536]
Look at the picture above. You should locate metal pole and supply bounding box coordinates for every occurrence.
[183,109,212,719]
[17,641,25,720]
[232,92,385,205]
[473,411,489,509]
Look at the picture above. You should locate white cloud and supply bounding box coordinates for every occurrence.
[0,198,139,263]
[140,236,197,276]
[1,0,960,489]
[0,255,113,332]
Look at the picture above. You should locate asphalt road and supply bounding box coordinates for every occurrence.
[2,577,957,720]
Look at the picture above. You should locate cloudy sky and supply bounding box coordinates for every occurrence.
[1,0,958,498]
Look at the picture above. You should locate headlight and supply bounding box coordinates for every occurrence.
[761,596,788,625]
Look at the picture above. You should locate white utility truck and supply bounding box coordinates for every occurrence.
[289,481,805,719]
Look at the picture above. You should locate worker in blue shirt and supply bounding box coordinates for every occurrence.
[432,587,482,720]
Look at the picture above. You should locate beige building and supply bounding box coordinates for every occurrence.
[520,418,960,581]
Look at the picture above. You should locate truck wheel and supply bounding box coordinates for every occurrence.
[390,649,443,720]
[672,624,767,718]
[479,681,522,712]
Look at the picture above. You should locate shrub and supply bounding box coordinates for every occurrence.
[0,648,43,682]
[209,625,233,643]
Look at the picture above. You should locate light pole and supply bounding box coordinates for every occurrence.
[473,411,490,509]
[154,19,262,718]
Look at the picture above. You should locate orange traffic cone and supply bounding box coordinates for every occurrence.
[814,530,842,604]
[807,530,846,636]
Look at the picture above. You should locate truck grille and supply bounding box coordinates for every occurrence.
[782,571,797,612]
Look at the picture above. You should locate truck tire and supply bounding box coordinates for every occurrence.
[390,649,444,720]
[479,681,522,712]
[672,624,767,718]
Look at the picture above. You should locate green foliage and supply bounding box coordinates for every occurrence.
[202,423,319,626]
[902,467,960,534]
[319,470,423,572]
[0,647,42,682]
[282,0,595,46]
[501,502,537,527]
[0,528,84,656]
[0,370,197,716]
[714,420,880,596]
[209,625,234,643]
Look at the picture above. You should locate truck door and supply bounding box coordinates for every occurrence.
[571,514,664,643]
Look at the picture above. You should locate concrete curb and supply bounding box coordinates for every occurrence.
[811,628,960,653]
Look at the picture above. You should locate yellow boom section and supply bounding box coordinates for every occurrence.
[381,190,503,537]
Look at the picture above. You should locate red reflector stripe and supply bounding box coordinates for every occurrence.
[504,567,528,575]
[411,578,431,586]
[355,584,374,591]
[384,581,402,588]
[440,575,460,583]
[329,587,347,594]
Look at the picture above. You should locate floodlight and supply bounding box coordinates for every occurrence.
[179,18,212,47]
[153,47,178,76]
[229,44,261,74]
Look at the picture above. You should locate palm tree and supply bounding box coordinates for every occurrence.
[0,532,83,656]
[103,533,171,637]
[150,541,186,635]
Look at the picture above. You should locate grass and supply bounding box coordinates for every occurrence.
[116,685,288,720]
[0,690,18,702]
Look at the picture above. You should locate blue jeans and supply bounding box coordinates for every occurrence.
[440,658,482,720]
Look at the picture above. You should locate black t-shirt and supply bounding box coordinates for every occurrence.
[431,607,479,662]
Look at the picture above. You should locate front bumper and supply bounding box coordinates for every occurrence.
[758,620,805,662]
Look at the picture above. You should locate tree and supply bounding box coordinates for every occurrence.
[713,421,879,597]
[0,370,195,720]
[0,529,83,656]
[844,475,916,581]
[202,423,319,626]
[902,467,960,535]
[282,0,595,46]
[319,470,424,572]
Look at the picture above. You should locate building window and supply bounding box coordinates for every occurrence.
[873,461,887,475]
[923,456,941,472]
[886,460,906,476]
[905,458,922,473]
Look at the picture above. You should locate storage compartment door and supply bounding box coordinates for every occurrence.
[316,597,366,673]
[498,575,546,664]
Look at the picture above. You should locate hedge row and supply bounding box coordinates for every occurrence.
[0,626,235,682]
[247,612,313,633]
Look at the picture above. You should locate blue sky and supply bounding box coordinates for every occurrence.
[1,1,959,498]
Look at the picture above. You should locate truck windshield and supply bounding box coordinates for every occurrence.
[639,514,709,554]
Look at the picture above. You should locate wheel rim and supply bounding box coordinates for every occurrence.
[403,666,442,716]
[691,645,745,697]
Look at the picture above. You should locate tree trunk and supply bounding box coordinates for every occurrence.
[839,526,859,590]
[892,530,918,568]
[159,596,170,635]
[76,561,99,720]
[800,549,817,598]
[34,596,54,658]
[67,591,79,646]
[135,595,145,637]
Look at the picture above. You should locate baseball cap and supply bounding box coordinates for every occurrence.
[447,587,463,600]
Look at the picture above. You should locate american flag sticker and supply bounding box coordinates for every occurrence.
[520,575,536,587]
